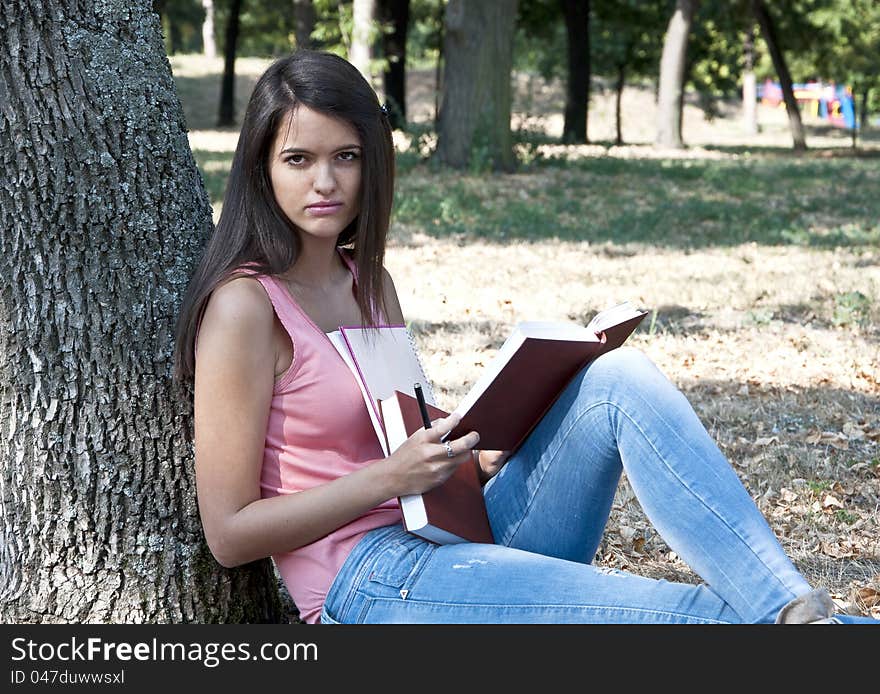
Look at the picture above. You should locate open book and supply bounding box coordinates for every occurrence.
[329,301,647,544]
[443,301,648,451]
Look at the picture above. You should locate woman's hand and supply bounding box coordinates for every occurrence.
[382,413,480,497]
[475,450,510,485]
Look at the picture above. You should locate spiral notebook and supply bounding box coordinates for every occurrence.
[328,324,435,456]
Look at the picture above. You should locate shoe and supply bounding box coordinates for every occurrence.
[775,588,836,624]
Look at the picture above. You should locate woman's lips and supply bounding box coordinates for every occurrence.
[306,202,343,216]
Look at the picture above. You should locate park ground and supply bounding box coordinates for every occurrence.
[173,55,880,618]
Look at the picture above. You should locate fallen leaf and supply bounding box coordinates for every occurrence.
[780,488,798,503]
[822,494,843,509]
[754,436,779,446]
[855,587,880,608]
[805,430,823,445]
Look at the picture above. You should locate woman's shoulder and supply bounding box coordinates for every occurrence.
[203,274,275,335]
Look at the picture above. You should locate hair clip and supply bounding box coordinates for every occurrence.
[380,103,389,116]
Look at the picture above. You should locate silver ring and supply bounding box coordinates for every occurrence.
[443,442,455,458]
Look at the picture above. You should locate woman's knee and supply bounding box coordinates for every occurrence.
[587,346,657,381]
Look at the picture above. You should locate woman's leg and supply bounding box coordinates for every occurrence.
[320,524,743,624]
[483,347,812,623]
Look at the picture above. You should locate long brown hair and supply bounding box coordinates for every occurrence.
[173,50,395,384]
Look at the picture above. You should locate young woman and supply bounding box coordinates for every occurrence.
[174,50,873,625]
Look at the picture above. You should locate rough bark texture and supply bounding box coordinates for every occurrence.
[435,0,518,171]
[751,0,806,150]
[0,0,285,623]
[560,0,590,144]
[655,0,697,149]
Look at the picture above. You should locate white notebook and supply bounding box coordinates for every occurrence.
[328,324,435,455]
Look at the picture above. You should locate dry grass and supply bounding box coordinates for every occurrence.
[176,54,880,618]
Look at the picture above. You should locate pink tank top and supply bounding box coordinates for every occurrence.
[248,254,402,623]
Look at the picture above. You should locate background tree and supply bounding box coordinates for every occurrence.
[559,0,591,144]
[436,0,519,171]
[0,0,284,622]
[293,0,317,49]
[742,22,758,135]
[202,0,217,58]
[655,0,699,149]
[156,0,207,55]
[751,0,806,150]
[379,0,411,130]
[217,0,244,127]
[350,0,379,85]
[807,0,880,148]
[592,0,665,146]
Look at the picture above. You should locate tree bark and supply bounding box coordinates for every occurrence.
[0,0,285,623]
[293,0,317,49]
[560,0,590,144]
[217,0,243,127]
[202,0,217,59]
[655,0,698,149]
[751,0,806,150]
[350,0,377,87]
[379,0,410,130]
[435,0,519,171]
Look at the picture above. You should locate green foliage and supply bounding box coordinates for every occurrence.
[832,291,872,328]
[514,0,566,81]
[591,0,667,83]
[158,0,207,54]
[407,0,445,68]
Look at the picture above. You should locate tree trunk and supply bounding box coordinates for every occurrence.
[350,0,377,87]
[655,0,698,149]
[435,0,519,172]
[217,0,243,127]
[751,0,806,150]
[380,0,410,130]
[742,23,758,135]
[560,0,590,144]
[293,0,317,49]
[202,0,217,59]
[615,62,626,146]
[0,0,285,623]
[434,0,445,126]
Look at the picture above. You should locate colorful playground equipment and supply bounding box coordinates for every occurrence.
[758,79,857,129]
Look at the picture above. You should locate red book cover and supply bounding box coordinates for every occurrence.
[380,391,494,545]
[446,311,647,452]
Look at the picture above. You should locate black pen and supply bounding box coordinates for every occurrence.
[414,383,432,429]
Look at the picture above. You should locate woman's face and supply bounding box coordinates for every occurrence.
[268,105,362,244]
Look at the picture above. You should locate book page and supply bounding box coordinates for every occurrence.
[586,301,645,334]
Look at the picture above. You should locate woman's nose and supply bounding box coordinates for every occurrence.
[313,161,336,194]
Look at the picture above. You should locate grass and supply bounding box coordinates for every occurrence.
[173,54,880,619]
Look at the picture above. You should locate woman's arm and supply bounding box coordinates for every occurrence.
[193,276,478,568]
[382,268,509,485]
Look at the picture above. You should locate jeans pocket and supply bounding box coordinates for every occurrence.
[368,540,420,588]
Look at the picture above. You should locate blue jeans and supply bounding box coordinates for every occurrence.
[320,348,864,624]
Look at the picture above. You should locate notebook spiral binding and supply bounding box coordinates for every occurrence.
[405,325,437,403]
